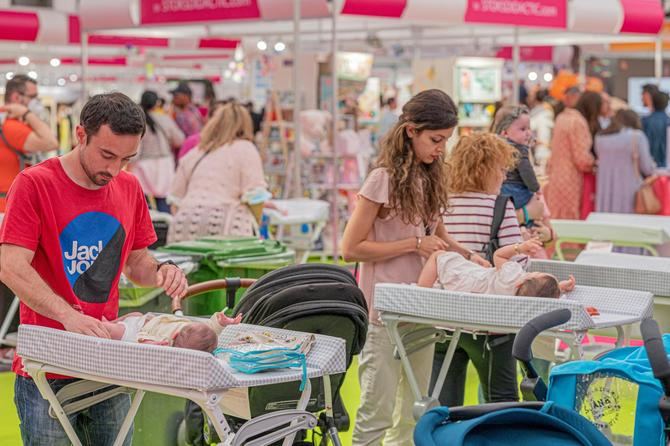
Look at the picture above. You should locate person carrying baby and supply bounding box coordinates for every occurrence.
[102,311,242,353]
[493,105,556,256]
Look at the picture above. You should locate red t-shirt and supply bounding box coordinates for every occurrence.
[0,158,157,377]
[0,119,32,212]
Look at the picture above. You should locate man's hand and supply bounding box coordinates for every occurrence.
[156,263,188,299]
[0,103,29,120]
[62,312,111,338]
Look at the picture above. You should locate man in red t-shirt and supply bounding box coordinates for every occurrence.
[0,92,188,446]
[0,74,59,211]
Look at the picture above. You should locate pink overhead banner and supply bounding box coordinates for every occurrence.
[341,0,407,18]
[465,0,567,29]
[496,45,553,61]
[140,0,260,25]
[619,0,664,34]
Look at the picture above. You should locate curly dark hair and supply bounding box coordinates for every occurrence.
[377,89,458,225]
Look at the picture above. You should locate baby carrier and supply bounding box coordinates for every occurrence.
[415,309,651,446]
[194,263,367,445]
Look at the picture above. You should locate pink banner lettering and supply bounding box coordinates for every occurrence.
[140,0,260,25]
[465,0,566,29]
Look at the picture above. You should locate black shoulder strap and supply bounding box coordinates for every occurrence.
[490,194,511,243]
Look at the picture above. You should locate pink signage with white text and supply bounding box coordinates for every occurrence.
[140,0,260,25]
[465,0,567,29]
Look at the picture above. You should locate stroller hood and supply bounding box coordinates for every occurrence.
[415,402,610,445]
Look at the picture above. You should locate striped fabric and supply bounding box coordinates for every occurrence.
[444,192,522,255]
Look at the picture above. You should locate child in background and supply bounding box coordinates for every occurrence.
[418,238,575,298]
[492,106,541,219]
[102,311,242,353]
[493,105,556,257]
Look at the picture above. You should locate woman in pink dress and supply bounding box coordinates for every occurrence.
[341,89,489,445]
[545,91,600,219]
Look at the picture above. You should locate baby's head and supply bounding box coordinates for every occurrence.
[491,105,532,146]
[515,272,561,299]
[173,322,218,353]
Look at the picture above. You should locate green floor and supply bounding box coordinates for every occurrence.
[0,359,481,446]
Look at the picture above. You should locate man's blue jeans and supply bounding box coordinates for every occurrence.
[14,375,132,446]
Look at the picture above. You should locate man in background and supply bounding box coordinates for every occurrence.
[0,74,59,211]
[170,82,204,138]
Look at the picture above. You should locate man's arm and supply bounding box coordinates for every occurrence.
[124,248,188,299]
[1,103,58,153]
[0,244,110,337]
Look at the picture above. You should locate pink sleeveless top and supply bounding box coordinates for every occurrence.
[357,168,437,325]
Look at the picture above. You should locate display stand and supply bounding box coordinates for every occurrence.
[261,90,294,199]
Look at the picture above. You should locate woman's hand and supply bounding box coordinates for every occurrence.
[417,235,449,258]
[530,222,553,243]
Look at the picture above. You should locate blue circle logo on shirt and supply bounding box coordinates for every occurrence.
[60,211,126,303]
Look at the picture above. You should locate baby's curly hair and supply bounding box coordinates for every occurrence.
[173,323,218,353]
[447,133,518,194]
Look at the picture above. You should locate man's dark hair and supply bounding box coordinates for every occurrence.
[643,83,660,95]
[4,74,36,103]
[80,92,146,140]
[652,90,669,112]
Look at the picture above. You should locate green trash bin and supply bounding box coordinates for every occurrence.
[159,237,296,316]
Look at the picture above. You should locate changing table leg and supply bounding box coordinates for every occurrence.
[430,328,461,402]
[281,379,312,446]
[112,390,145,446]
[0,296,18,346]
[201,394,233,445]
[31,368,83,446]
[384,320,439,420]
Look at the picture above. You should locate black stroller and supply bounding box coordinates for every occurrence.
[178,263,368,446]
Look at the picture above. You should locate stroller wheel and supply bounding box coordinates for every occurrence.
[332,397,350,431]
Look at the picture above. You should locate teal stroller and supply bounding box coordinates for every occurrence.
[415,310,670,445]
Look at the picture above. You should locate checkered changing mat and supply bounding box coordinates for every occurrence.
[531,258,670,298]
[373,283,653,332]
[17,323,346,391]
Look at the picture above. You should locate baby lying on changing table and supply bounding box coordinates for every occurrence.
[418,238,576,299]
[102,312,242,353]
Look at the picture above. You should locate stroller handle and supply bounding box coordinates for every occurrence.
[172,278,257,314]
[512,309,572,363]
[641,319,670,396]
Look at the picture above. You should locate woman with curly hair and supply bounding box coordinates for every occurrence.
[342,89,489,445]
[431,133,524,409]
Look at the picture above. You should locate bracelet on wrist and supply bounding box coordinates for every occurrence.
[415,236,422,251]
[514,243,521,255]
[465,250,474,260]
[156,260,177,272]
[21,110,31,121]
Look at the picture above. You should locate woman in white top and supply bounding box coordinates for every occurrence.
[167,103,268,243]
